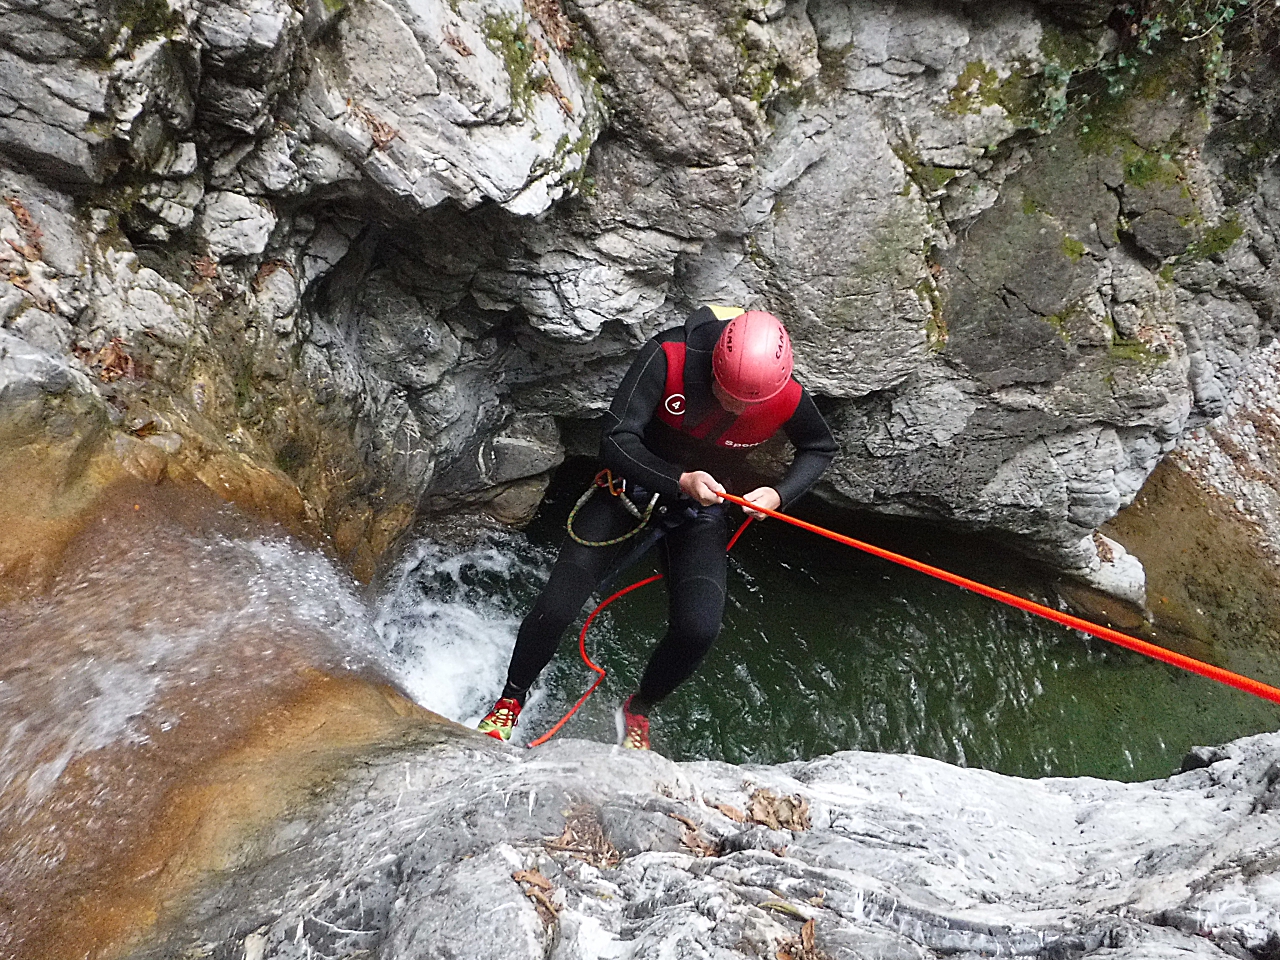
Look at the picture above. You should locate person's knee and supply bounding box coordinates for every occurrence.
[680,620,721,657]
[528,593,583,633]
[669,577,725,653]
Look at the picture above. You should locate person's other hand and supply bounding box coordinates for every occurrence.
[679,471,725,506]
[741,486,781,519]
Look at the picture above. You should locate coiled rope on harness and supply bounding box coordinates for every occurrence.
[528,492,1280,748]
[565,469,661,547]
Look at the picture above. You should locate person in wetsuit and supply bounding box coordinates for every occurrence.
[477,306,838,749]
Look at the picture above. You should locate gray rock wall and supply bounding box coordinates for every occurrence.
[0,0,1277,583]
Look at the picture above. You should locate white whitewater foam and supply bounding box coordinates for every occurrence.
[373,532,554,742]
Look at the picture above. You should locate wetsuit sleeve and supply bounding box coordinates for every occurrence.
[773,389,838,508]
[598,340,684,499]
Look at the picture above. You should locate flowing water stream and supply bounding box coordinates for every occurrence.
[0,483,387,955]
[377,461,1280,781]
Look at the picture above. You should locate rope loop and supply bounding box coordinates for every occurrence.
[565,470,660,548]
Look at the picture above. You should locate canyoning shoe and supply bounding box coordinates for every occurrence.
[616,695,651,751]
[477,697,522,742]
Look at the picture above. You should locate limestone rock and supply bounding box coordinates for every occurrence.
[299,0,605,216]
[196,190,278,259]
[0,49,113,184]
[195,0,303,134]
[0,0,1277,583]
[124,732,1280,960]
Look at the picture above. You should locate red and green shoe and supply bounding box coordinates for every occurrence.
[617,695,650,751]
[477,697,522,742]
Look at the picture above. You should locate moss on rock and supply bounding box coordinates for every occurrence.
[947,61,1002,115]
[1184,214,1244,260]
[483,13,539,114]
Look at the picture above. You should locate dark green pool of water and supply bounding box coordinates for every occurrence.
[495,460,1280,780]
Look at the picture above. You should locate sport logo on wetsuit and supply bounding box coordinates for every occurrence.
[664,393,686,415]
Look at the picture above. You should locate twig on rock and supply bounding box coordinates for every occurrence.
[543,804,621,867]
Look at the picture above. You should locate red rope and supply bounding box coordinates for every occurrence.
[715,492,1280,707]
[527,518,754,747]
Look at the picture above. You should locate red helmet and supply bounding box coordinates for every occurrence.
[712,310,794,402]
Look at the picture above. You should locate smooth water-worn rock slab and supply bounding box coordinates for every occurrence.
[129,730,1280,960]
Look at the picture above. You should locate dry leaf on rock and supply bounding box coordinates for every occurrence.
[512,868,558,924]
[252,259,293,292]
[776,919,830,960]
[668,813,719,857]
[75,338,136,382]
[442,27,473,56]
[708,799,746,822]
[512,868,553,891]
[3,196,43,260]
[748,788,810,832]
[348,100,399,150]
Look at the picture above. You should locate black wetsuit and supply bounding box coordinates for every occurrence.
[502,308,838,710]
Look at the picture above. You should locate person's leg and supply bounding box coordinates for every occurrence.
[630,505,729,713]
[501,491,638,704]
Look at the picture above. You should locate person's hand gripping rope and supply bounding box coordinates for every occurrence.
[680,471,780,520]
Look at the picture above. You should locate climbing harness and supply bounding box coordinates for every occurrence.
[565,469,661,547]
[528,492,1280,748]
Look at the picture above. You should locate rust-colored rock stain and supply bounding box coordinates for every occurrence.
[38,674,443,960]
[0,473,449,960]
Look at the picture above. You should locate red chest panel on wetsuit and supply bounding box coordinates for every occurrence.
[655,341,801,447]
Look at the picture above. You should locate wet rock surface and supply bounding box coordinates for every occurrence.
[1102,336,1280,653]
[127,730,1280,960]
[0,477,448,960]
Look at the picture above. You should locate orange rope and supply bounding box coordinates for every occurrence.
[526,574,661,748]
[715,492,1280,707]
[527,517,755,747]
